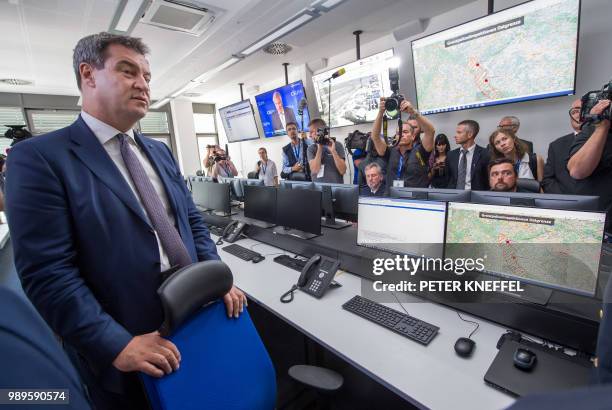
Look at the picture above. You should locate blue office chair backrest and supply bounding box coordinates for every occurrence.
[141,261,276,410]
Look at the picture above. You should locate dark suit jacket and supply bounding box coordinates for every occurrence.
[446,144,490,191]
[5,116,220,394]
[541,133,577,194]
[0,287,91,409]
[271,107,297,131]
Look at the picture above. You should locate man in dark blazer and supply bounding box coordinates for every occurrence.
[271,91,297,132]
[541,99,581,194]
[5,32,246,409]
[0,287,91,409]
[446,120,490,190]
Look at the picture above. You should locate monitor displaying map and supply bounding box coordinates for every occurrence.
[312,49,394,128]
[411,0,580,115]
[445,202,605,296]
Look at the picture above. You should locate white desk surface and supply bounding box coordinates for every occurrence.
[216,236,515,410]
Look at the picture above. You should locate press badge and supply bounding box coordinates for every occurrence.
[317,164,325,179]
[393,179,404,187]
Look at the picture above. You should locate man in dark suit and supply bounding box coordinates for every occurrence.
[541,99,581,194]
[0,287,91,409]
[5,32,246,409]
[270,91,297,132]
[446,120,490,190]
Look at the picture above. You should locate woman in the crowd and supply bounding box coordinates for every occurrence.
[489,129,544,181]
[428,133,450,188]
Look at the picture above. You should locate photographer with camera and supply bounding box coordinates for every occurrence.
[211,148,238,179]
[370,97,435,191]
[567,98,612,229]
[307,118,346,183]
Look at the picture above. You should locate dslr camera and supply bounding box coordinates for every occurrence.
[316,127,332,145]
[213,154,227,163]
[385,64,404,114]
[580,80,612,124]
[344,130,369,151]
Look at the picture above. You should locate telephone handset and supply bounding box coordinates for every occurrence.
[281,254,340,303]
[216,221,247,245]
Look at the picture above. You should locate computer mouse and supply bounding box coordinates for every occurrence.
[454,337,475,358]
[513,348,537,371]
[251,255,265,263]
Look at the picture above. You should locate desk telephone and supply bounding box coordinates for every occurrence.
[281,254,341,303]
[216,221,247,245]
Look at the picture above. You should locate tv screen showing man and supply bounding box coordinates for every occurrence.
[255,80,310,137]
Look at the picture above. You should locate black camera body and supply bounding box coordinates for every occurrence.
[4,125,33,146]
[385,93,405,113]
[316,127,332,145]
[580,80,612,124]
[213,155,227,163]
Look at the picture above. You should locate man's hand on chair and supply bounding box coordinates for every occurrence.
[223,285,247,318]
[113,331,181,378]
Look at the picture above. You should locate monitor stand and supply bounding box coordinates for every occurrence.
[320,185,350,229]
[321,216,351,229]
[234,215,275,229]
[273,226,319,240]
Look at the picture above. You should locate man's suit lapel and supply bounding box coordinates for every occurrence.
[471,145,482,178]
[68,117,151,228]
[135,132,181,221]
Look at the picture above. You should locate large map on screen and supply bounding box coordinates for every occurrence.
[412,0,579,114]
[312,49,393,128]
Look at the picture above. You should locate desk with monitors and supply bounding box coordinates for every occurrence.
[190,179,234,216]
[274,187,322,239]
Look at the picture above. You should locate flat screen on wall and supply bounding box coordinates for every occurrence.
[218,100,261,143]
[311,49,394,129]
[254,80,310,138]
[411,0,580,115]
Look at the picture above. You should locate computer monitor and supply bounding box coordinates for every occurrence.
[313,182,358,228]
[275,188,322,239]
[445,202,606,297]
[357,197,446,258]
[218,177,244,202]
[243,185,276,227]
[390,187,471,202]
[281,180,314,190]
[470,191,600,211]
[190,180,233,215]
[242,178,265,188]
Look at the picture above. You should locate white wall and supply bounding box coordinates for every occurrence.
[199,0,612,179]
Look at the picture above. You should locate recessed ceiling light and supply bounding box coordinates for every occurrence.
[183,92,202,97]
[0,78,33,86]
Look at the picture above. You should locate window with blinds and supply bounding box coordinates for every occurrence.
[139,111,169,134]
[0,106,26,154]
[29,110,79,135]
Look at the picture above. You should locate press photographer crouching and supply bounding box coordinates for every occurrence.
[567,85,612,231]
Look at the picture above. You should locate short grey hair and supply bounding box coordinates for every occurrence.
[501,115,520,127]
[364,162,383,175]
[73,32,150,90]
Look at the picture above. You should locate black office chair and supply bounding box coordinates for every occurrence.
[288,364,344,410]
[517,178,541,193]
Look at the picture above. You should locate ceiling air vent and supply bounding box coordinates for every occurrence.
[141,0,224,36]
[263,42,292,55]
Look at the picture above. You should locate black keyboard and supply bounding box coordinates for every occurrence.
[342,295,439,345]
[222,244,261,261]
[273,254,307,271]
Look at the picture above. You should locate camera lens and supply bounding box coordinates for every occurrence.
[385,98,398,112]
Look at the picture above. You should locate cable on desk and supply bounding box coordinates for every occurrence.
[391,291,410,317]
[456,311,480,339]
[280,285,298,303]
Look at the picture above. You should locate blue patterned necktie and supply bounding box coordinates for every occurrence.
[457,149,468,190]
[116,133,192,268]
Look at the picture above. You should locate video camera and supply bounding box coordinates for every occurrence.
[344,130,369,152]
[580,80,612,125]
[316,127,332,145]
[4,125,33,146]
